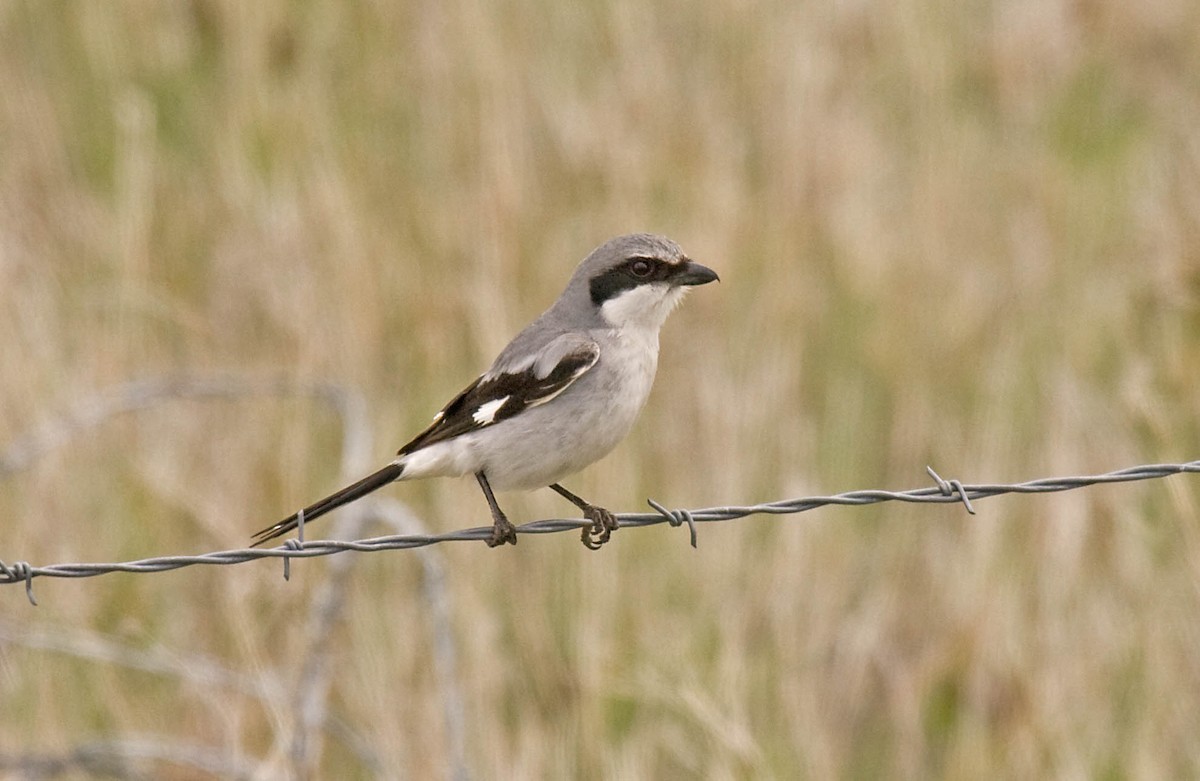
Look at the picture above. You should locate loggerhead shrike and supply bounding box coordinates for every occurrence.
[252,233,718,550]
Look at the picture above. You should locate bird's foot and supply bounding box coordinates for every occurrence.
[486,514,518,548]
[580,504,619,550]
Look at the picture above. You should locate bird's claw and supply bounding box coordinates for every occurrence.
[580,505,618,550]
[486,516,518,547]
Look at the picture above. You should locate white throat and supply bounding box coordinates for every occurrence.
[599,284,688,332]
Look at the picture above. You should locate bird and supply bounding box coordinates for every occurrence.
[251,233,719,550]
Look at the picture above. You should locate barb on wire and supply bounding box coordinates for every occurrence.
[3,460,1198,603]
[0,373,466,777]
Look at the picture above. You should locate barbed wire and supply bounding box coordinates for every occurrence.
[4,460,1197,605]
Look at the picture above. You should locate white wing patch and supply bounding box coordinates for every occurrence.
[472,396,509,426]
[397,336,600,456]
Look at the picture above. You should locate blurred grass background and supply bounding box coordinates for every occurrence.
[2,0,1200,777]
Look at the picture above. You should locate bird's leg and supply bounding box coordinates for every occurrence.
[549,483,618,550]
[475,472,518,547]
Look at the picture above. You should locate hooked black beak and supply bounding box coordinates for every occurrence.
[672,260,720,287]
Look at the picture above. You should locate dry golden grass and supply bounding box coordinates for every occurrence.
[3,0,1200,777]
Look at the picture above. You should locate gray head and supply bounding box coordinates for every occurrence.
[490,234,718,372]
[558,233,719,331]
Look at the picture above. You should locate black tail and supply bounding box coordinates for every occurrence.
[251,463,404,546]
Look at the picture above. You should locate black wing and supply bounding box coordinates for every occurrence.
[399,336,600,456]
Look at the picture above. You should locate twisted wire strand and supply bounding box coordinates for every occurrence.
[4,460,1197,604]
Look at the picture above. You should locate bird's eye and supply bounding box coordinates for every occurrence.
[629,259,654,277]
